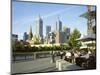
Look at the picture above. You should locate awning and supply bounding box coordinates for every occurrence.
[77,33,96,42]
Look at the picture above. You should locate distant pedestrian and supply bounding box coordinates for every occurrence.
[60,51,64,59]
[71,51,75,63]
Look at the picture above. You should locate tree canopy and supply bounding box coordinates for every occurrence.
[67,28,81,50]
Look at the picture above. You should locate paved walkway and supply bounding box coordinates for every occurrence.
[11,57,59,74]
[11,57,83,74]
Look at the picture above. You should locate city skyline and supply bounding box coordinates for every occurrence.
[12,1,96,40]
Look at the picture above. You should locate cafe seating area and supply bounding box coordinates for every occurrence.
[75,54,96,69]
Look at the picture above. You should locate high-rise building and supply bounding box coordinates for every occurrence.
[46,25,51,35]
[29,25,33,40]
[55,32,62,44]
[23,32,28,41]
[63,27,70,42]
[35,15,43,38]
[55,27,70,44]
[55,32,66,44]
[63,27,70,35]
[55,17,62,32]
[45,26,51,44]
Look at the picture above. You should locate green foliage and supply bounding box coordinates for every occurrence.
[61,44,71,50]
[32,35,41,44]
[12,29,82,53]
[12,41,23,51]
[12,40,30,52]
[67,28,81,50]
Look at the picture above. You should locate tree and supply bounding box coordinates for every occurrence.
[32,35,41,44]
[67,28,81,50]
[12,40,30,52]
[12,40,24,51]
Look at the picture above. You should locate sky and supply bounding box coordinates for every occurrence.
[12,0,95,40]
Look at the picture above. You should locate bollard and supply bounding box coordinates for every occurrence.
[58,60,67,71]
[58,61,62,71]
[56,60,61,68]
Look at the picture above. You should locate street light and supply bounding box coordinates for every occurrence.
[50,32,55,63]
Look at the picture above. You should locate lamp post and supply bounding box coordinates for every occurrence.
[50,32,55,63]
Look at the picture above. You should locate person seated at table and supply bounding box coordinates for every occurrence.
[64,51,72,62]
[73,51,79,63]
[76,50,81,56]
[88,50,92,56]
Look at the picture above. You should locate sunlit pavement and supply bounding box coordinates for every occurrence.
[11,56,82,74]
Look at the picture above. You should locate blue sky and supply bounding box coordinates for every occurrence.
[12,1,95,40]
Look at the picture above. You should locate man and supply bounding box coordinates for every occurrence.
[60,51,64,59]
[65,51,72,62]
[74,52,79,63]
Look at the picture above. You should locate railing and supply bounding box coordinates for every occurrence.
[12,51,52,62]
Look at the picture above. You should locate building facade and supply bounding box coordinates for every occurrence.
[29,26,33,40]
[23,32,28,41]
[46,25,51,35]
[55,18,62,32]
[63,27,70,40]
[55,32,66,44]
[35,15,43,38]
[64,27,70,34]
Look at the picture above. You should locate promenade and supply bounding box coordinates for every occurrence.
[11,56,82,74]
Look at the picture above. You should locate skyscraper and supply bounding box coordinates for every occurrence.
[55,31,67,44]
[55,27,70,44]
[55,17,62,32]
[63,27,70,42]
[35,15,43,38]
[63,27,70,34]
[29,25,33,40]
[23,32,28,41]
[46,25,51,35]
